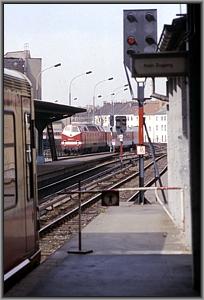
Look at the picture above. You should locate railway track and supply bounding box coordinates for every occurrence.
[39,154,167,262]
[38,149,166,200]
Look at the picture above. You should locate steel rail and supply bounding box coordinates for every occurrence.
[38,154,139,199]
[39,155,166,235]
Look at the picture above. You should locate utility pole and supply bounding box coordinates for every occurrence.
[137,81,145,204]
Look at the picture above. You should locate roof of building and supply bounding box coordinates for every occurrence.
[158,16,186,52]
[144,101,166,115]
[4,50,31,59]
[96,101,138,115]
[94,100,166,117]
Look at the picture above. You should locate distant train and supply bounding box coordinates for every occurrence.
[4,68,40,287]
[61,123,138,155]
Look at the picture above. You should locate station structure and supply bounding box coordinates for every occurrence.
[4,50,86,162]
[34,100,85,162]
[123,4,201,292]
[4,4,201,294]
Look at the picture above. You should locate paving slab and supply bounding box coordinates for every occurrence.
[4,201,199,297]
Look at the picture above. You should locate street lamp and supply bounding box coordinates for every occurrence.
[69,71,92,106]
[112,84,128,94]
[93,77,113,123]
[36,63,61,99]
[114,87,128,98]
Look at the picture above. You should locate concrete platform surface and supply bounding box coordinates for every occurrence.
[5,202,199,297]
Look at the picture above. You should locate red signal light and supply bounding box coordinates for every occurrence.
[127,36,137,46]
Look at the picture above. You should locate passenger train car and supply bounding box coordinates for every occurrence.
[61,123,138,154]
[4,68,41,287]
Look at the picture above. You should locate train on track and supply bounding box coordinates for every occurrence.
[61,123,138,155]
[4,68,41,288]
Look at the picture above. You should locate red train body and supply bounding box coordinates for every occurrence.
[61,123,138,154]
[61,124,108,154]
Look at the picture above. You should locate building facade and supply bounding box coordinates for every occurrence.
[4,49,42,99]
[93,100,167,144]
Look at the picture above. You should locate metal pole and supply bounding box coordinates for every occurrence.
[67,181,93,254]
[36,63,61,100]
[138,83,145,204]
[78,181,82,251]
[120,140,123,165]
[143,118,167,204]
[93,77,114,124]
[93,93,96,124]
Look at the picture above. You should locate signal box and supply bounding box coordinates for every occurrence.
[123,9,157,72]
[116,115,127,134]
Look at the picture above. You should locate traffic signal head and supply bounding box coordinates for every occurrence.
[116,116,127,133]
[123,9,157,72]
[121,116,127,128]
[110,114,114,127]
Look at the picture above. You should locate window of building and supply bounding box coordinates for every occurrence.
[156,125,158,131]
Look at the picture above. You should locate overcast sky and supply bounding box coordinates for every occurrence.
[4,3,186,107]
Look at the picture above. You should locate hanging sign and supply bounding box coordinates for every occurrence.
[132,51,188,77]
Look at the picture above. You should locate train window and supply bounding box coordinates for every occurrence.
[87,125,98,132]
[64,125,71,131]
[71,126,80,133]
[4,113,17,210]
[25,113,31,163]
[24,113,32,201]
[98,126,104,132]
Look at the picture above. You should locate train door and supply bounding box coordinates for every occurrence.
[22,96,38,253]
[4,103,27,273]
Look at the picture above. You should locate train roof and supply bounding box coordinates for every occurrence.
[4,68,32,97]
[4,68,32,85]
[69,122,100,127]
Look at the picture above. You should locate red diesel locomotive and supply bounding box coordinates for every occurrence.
[61,123,138,154]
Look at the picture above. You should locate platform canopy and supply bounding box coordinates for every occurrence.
[34,99,86,131]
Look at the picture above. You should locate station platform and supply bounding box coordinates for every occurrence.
[5,196,199,297]
[37,152,117,180]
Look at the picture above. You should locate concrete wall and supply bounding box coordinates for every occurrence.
[25,58,42,99]
[167,77,192,250]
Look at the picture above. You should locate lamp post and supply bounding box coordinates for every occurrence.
[69,71,92,106]
[112,87,129,102]
[112,84,128,95]
[35,63,61,99]
[93,77,113,124]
